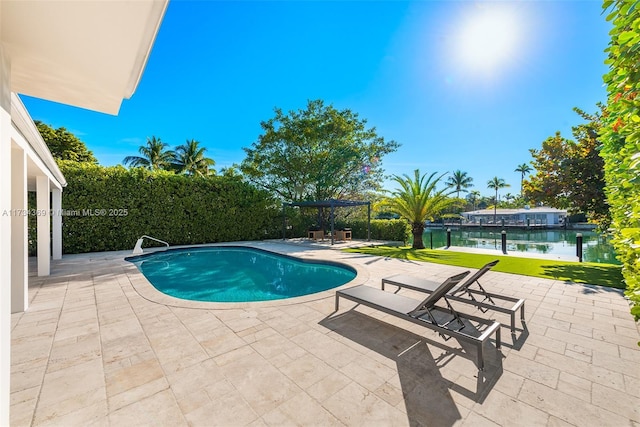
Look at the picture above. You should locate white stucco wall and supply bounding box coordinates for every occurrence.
[0,40,13,427]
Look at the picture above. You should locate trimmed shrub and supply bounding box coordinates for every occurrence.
[49,162,279,254]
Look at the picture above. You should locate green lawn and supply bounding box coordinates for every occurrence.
[343,246,625,289]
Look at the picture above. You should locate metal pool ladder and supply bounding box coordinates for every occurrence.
[132,235,169,255]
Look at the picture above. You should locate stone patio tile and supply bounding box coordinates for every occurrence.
[108,389,185,426]
[108,377,169,412]
[473,389,549,426]
[305,371,352,402]
[592,350,640,377]
[101,332,153,365]
[33,386,106,425]
[519,379,629,427]
[545,327,619,356]
[502,352,559,388]
[216,349,303,416]
[10,243,640,426]
[278,352,335,389]
[460,411,500,426]
[33,399,107,427]
[250,332,301,359]
[536,348,626,392]
[323,381,408,426]
[165,357,224,400]
[262,392,342,426]
[185,388,259,426]
[105,357,165,397]
[339,353,398,392]
[624,374,640,398]
[592,382,640,422]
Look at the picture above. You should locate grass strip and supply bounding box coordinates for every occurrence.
[343,246,624,289]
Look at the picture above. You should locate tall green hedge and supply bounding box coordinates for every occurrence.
[601,1,640,319]
[52,162,280,254]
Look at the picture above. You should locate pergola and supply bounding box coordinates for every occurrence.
[282,199,371,245]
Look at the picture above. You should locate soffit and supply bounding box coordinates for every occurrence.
[2,0,168,115]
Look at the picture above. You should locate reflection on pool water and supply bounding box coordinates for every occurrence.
[422,229,619,264]
[126,246,357,302]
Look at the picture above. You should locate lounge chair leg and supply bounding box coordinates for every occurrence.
[511,312,516,334]
[335,295,340,311]
[477,343,484,371]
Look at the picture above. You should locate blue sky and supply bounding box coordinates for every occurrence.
[22,0,611,198]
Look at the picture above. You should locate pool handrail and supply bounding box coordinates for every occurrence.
[132,235,169,254]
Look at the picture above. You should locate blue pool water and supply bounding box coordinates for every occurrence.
[126,246,357,302]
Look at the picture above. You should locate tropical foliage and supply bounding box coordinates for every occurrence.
[173,139,215,176]
[384,170,458,249]
[35,121,97,163]
[240,99,399,202]
[523,107,609,226]
[514,163,532,195]
[601,0,640,319]
[123,136,175,170]
[446,170,474,198]
[487,177,510,224]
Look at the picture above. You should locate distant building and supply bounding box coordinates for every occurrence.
[462,207,568,227]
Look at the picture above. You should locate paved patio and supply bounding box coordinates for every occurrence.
[10,240,640,426]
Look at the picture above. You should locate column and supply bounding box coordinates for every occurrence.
[52,188,62,260]
[11,147,27,313]
[0,39,12,427]
[36,175,50,276]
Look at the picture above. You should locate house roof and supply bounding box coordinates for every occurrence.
[2,0,168,114]
[463,207,568,215]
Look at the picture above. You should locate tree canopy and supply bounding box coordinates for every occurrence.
[240,99,399,202]
[35,121,97,164]
[523,107,608,225]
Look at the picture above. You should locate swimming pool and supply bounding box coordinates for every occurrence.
[126,246,357,302]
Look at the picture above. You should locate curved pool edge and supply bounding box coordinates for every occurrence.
[123,241,370,310]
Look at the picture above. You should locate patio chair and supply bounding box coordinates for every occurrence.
[381,260,525,333]
[335,271,502,371]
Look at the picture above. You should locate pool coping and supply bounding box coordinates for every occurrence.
[123,241,371,310]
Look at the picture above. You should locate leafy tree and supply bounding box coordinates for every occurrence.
[240,99,399,202]
[35,121,97,163]
[514,163,532,195]
[123,136,175,171]
[384,170,458,249]
[601,0,640,319]
[174,139,215,176]
[522,107,608,225]
[446,170,473,198]
[487,177,509,224]
[466,190,481,211]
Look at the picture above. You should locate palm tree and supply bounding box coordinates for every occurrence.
[123,136,175,170]
[446,170,474,198]
[174,139,215,176]
[487,177,510,225]
[515,163,532,195]
[385,170,458,249]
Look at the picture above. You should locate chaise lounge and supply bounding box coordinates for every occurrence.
[381,260,525,333]
[335,271,502,371]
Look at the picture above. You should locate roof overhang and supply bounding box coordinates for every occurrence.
[2,0,168,115]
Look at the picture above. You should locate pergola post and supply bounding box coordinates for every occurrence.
[330,203,335,245]
[367,202,371,241]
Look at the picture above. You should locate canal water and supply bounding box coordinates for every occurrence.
[422,228,619,265]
